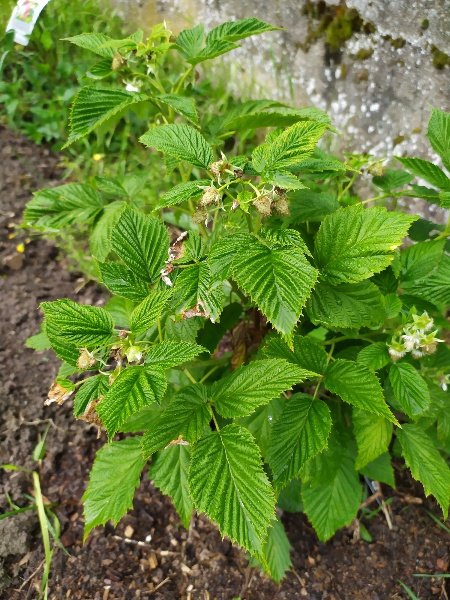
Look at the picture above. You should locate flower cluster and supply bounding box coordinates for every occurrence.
[388,311,442,361]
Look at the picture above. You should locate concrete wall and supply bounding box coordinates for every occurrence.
[111,0,450,163]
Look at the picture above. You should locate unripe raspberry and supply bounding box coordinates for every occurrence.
[193,209,207,224]
[199,186,221,207]
[77,348,96,370]
[273,194,290,215]
[210,159,230,180]
[253,194,272,217]
[112,53,124,70]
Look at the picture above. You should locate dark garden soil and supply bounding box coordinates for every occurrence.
[0,127,449,600]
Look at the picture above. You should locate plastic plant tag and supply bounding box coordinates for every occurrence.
[6,0,52,46]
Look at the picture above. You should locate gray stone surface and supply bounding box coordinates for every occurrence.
[111,1,449,164]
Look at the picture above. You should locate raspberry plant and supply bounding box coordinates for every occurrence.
[26,19,450,581]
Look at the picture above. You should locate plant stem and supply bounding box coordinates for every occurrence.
[199,366,220,384]
[209,406,220,431]
[183,368,197,384]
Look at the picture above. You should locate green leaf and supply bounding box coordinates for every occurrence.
[87,58,114,80]
[231,236,318,335]
[206,18,280,43]
[267,393,332,489]
[189,423,275,554]
[173,262,224,323]
[301,439,362,541]
[97,366,167,438]
[174,24,205,62]
[401,254,450,306]
[372,169,413,191]
[277,479,303,513]
[74,375,109,418]
[398,423,450,517]
[238,398,284,456]
[98,261,150,302]
[397,157,450,192]
[324,359,397,423]
[253,518,292,583]
[314,205,416,284]
[263,171,307,190]
[65,87,148,147]
[357,342,390,371]
[141,384,210,458]
[360,453,395,488]
[262,334,328,375]
[288,190,339,223]
[24,183,103,230]
[155,94,199,125]
[43,320,80,366]
[427,107,450,171]
[208,233,252,279]
[112,207,169,282]
[187,39,239,65]
[150,445,193,528]
[145,341,206,368]
[41,299,114,349]
[307,281,384,329]
[439,190,450,208]
[130,289,172,334]
[90,201,126,262]
[252,121,327,173]
[25,331,50,351]
[140,124,213,169]
[389,362,430,417]
[352,409,393,469]
[211,359,311,418]
[156,179,209,209]
[64,33,116,58]
[83,438,146,539]
[398,239,445,282]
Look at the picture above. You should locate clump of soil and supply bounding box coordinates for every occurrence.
[0,127,449,600]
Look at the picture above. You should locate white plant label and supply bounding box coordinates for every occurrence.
[6,0,52,46]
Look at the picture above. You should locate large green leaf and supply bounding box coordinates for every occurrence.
[389,362,430,417]
[98,261,150,302]
[156,179,209,209]
[397,157,450,192]
[141,384,210,458]
[64,33,116,58]
[155,94,199,125]
[238,398,284,456]
[352,409,393,469]
[65,87,148,147]
[357,342,390,372]
[41,299,114,349]
[267,393,332,489]
[398,423,450,517]
[97,366,167,438]
[307,281,384,329]
[427,107,450,171]
[83,438,146,539]
[314,205,416,284]
[74,374,109,418]
[140,124,213,168]
[144,341,206,368]
[189,424,275,554]
[130,289,172,334]
[231,236,318,335]
[288,190,339,223]
[401,254,450,306]
[150,445,193,528]
[173,261,224,323]
[397,239,445,282]
[253,518,292,583]
[211,359,312,418]
[324,359,397,423]
[301,439,362,541]
[111,207,169,282]
[208,233,253,279]
[90,201,126,262]
[262,334,328,375]
[24,183,103,230]
[206,18,280,43]
[252,121,327,173]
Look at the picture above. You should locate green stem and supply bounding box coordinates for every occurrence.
[199,366,220,384]
[209,406,220,431]
[173,65,194,94]
[183,368,197,384]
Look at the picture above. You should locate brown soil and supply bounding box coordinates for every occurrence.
[0,127,449,600]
